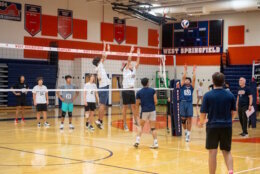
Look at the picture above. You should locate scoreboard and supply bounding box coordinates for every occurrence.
[162,20,223,54]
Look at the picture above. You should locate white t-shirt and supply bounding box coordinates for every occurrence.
[122,67,136,89]
[32,85,48,104]
[97,62,111,88]
[84,82,97,103]
[197,86,203,97]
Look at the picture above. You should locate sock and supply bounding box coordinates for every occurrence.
[154,139,158,144]
[187,131,190,136]
[69,122,72,124]
[86,122,89,127]
[38,122,40,124]
[228,170,233,174]
[61,122,63,124]
[185,129,187,134]
[136,136,140,143]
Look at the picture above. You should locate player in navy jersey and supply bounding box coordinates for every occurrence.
[180,65,196,142]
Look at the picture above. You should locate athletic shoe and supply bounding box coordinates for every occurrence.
[37,123,41,127]
[150,143,159,149]
[69,124,75,129]
[239,133,244,136]
[185,134,190,142]
[124,124,129,131]
[88,125,95,131]
[44,122,50,127]
[134,142,139,148]
[95,120,103,129]
[241,133,249,137]
[60,124,64,130]
[14,118,18,124]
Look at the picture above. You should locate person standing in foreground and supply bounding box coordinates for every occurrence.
[11,75,29,124]
[180,65,196,142]
[134,78,158,149]
[32,77,50,127]
[199,72,236,174]
[121,46,140,131]
[237,77,253,137]
[56,75,79,130]
[92,42,111,129]
[84,74,99,131]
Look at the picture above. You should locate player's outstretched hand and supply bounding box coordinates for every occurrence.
[137,48,141,55]
[130,45,134,53]
[193,65,197,72]
[184,64,187,71]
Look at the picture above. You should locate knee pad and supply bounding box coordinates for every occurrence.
[68,112,72,117]
[151,128,156,132]
[181,119,187,124]
[61,111,66,117]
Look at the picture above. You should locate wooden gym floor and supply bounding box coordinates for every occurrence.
[0,106,259,174]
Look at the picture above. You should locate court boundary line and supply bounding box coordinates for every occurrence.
[234,166,260,174]
[22,127,260,161]
[0,143,157,174]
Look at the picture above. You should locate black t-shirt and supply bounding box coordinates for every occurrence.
[13,83,29,97]
[237,86,252,107]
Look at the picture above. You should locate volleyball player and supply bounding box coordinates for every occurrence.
[134,78,158,149]
[121,46,140,131]
[56,75,79,130]
[199,72,236,174]
[11,75,29,124]
[196,81,204,117]
[84,74,99,131]
[32,77,50,127]
[92,42,111,129]
[180,65,196,142]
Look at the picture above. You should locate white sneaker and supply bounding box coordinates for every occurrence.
[88,125,95,131]
[124,124,129,131]
[69,124,75,129]
[134,141,139,148]
[150,143,159,149]
[186,134,190,142]
[60,124,64,130]
[95,120,103,129]
[44,122,50,127]
[37,123,41,127]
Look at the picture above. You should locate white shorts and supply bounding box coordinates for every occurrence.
[141,111,156,121]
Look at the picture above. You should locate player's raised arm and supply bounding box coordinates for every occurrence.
[181,65,187,86]
[135,48,140,69]
[192,65,197,88]
[126,46,134,69]
[101,42,110,63]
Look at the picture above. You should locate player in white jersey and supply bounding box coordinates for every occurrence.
[84,74,99,131]
[196,81,204,117]
[32,77,50,127]
[121,46,140,131]
[92,42,111,129]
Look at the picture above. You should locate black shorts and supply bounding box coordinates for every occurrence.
[206,127,232,151]
[122,90,136,105]
[85,103,96,111]
[36,104,47,112]
[16,96,26,106]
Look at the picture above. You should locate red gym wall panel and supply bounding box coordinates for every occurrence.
[73,19,87,40]
[176,54,221,66]
[228,25,245,45]
[101,22,113,42]
[42,15,58,37]
[126,26,137,45]
[228,46,260,65]
[148,29,159,47]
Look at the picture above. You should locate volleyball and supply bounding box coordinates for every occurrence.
[181,19,189,29]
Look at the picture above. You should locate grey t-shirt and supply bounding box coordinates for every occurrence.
[60,84,77,103]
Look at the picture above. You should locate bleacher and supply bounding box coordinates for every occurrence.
[223,65,252,97]
[0,59,57,106]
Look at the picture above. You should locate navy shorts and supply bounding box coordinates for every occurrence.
[180,101,193,117]
[98,85,109,105]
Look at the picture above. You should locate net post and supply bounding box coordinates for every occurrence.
[170,79,182,136]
